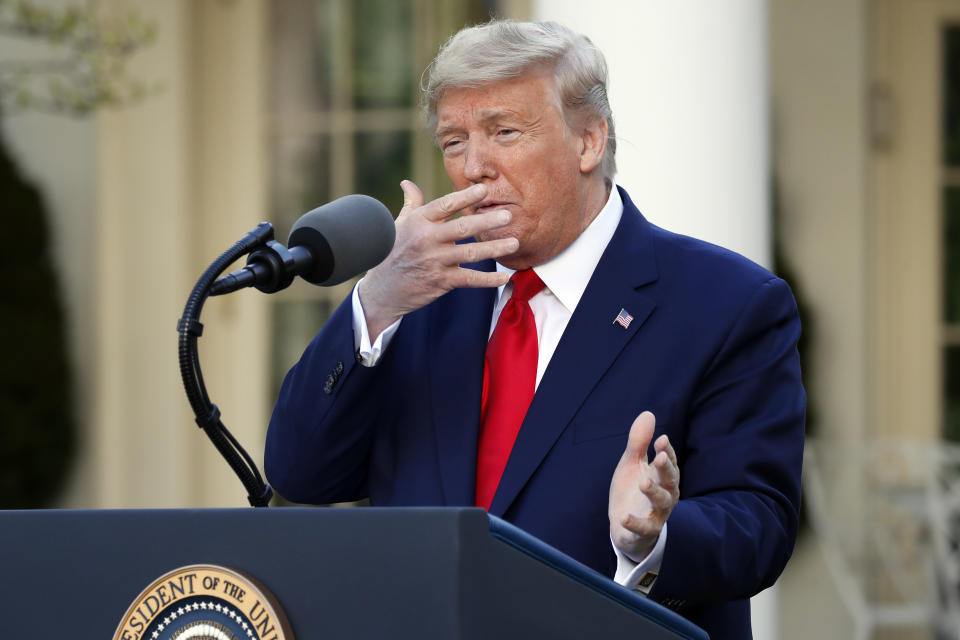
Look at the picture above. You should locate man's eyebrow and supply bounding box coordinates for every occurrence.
[435,124,462,139]
[436,109,524,138]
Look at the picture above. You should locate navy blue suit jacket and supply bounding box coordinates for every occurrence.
[265,187,805,640]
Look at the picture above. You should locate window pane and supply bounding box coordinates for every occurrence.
[944,25,960,166]
[352,0,414,109]
[945,346,960,441]
[945,187,960,323]
[354,131,411,216]
[271,135,331,242]
[270,0,336,112]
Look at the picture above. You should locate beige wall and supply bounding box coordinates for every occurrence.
[870,0,960,443]
[771,0,870,446]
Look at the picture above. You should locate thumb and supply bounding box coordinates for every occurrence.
[399,180,425,216]
[622,411,656,464]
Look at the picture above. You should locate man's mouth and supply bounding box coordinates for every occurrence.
[475,200,510,214]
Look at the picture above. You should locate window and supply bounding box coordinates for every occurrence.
[943,25,960,440]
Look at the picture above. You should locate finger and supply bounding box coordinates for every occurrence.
[398,180,425,217]
[619,512,662,537]
[654,434,678,469]
[440,237,520,266]
[422,183,488,222]
[641,475,676,512]
[449,266,511,289]
[623,411,656,464]
[434,208,512,243]
[652,450,679,492]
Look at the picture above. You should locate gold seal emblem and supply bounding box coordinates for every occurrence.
[113,565,293,640]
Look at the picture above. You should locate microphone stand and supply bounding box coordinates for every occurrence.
[177,222,276,507]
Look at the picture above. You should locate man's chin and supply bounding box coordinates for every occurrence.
[495,253,535,271]
[474,230,534,270]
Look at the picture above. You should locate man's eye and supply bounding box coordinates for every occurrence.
[498,128,517,137]
[442,140,462,152]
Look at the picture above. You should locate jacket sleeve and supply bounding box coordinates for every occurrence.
[264,295,386,504]
[650,276,806,605]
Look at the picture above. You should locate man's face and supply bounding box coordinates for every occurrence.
[435,70,598,270]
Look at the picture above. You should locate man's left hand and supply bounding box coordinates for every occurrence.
[609,411,680,562]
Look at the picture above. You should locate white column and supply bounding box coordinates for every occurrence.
[532,0,770,267]
[532,1,776,636]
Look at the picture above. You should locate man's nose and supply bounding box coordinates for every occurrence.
[463,140,497,182]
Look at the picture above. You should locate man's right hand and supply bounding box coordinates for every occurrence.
[358,180,519,340]
[609,411,679,563]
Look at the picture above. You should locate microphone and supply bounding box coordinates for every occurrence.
[209,194,395,296]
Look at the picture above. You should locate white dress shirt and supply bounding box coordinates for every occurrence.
[351,185,664,594]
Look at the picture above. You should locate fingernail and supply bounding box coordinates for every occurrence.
[509,238,519,250]
[499,210,511,223]
[471,183,487,195]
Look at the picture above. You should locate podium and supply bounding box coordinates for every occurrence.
[0,507,707,639]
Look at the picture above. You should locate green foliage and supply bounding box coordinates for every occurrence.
[0,130,74,508]
[0,0,157,116]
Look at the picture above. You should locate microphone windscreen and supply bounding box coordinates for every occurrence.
[287,194,395,286]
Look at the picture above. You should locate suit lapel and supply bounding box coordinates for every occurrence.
[490,192,659,516]
[428,259,496,506]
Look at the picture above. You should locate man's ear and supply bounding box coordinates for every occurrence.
[579,116,608,174]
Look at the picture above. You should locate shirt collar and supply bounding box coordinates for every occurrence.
[496,184,624,312]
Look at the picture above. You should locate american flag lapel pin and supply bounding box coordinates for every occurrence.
[613,308,634,329]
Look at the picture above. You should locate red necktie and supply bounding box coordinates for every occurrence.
[475,269,545,509]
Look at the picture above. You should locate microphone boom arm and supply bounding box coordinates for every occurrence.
[177,222,275,507]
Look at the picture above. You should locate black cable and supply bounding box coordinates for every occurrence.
[177,222,275,507]
[192,347,210,407]
[220,422,265,483]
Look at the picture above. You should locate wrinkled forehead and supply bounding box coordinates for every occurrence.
[433,71,565,133]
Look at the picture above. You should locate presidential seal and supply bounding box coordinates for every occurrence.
[113,565,293,640]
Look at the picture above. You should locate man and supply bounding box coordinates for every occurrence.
[265,20,804,640]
